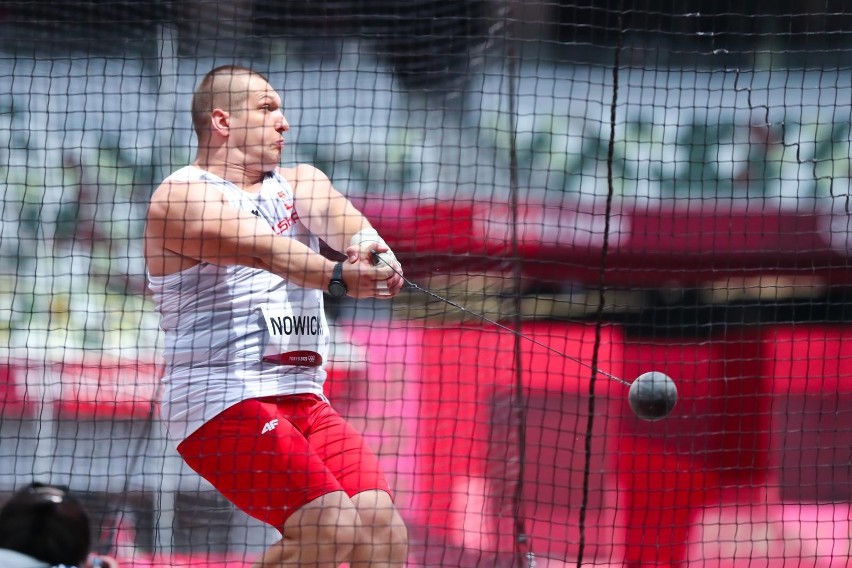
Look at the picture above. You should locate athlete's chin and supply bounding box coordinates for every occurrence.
[256,157,281,173]
[266,151,282,169]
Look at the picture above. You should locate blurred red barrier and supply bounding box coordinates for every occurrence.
[358,197,848,287]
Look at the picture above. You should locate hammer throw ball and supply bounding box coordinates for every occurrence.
[628,371,678,421]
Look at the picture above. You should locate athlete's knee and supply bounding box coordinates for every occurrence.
[281,491,361,563]
[382,507,409,562]
[352,490,409,561]
[369,504,407,546]
[314,508,360,562]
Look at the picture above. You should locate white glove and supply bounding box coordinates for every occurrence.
[350,228,400,296]
[350,228,399,269]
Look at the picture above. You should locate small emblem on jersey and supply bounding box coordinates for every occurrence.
[250,209,260,217]
[261,419,279,434]
[262,351,323,367]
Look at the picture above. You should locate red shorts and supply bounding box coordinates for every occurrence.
[176,394,391,528]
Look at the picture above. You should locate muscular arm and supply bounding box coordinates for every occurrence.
[144,179,335,290]
[286,164,404,296]
[287,163,371,252]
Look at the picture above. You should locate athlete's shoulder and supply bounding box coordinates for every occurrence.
[163,164,208,183]
[151,170,223,211]
[154,165,201,194]
[278,165,334,201]
[278,164,331,184]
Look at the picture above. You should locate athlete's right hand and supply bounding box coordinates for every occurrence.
[342,247,403,298]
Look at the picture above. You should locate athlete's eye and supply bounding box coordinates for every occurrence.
[261,104,273,111]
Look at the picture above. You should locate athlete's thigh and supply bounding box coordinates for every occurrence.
[305,400,392,499]
[177,395,344,528]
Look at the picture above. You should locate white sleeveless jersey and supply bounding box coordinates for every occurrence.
[148,166,330,443]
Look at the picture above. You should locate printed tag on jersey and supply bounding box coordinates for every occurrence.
[258,302,325,366]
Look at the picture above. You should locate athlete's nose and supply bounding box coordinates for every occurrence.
[275,113,289,133]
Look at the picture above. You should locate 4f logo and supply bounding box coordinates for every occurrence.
[261,419,279,434]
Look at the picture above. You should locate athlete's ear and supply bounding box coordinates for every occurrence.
[210,108,230,136]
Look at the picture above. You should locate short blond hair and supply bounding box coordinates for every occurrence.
[191,65,270,142]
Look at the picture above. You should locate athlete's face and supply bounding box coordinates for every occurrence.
[228,74,289,173]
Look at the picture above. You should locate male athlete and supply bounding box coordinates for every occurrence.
[144,65,408,568]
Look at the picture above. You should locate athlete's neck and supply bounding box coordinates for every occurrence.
[193,159,269,192]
